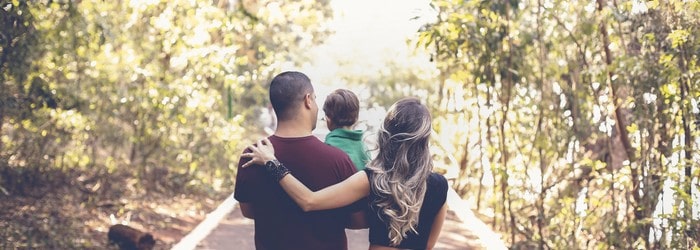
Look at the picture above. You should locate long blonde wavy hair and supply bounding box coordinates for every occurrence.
[366,97,433,246]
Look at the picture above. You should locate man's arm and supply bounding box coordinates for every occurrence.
[235,149,261,220]
[239,202,255,219]
[346,210,368,229]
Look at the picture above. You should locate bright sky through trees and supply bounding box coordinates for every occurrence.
[289,0,438,135]
[293,0,436,97]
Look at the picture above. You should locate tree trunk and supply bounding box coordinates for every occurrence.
[596,0,636,165]
[678,46,693,217]
[535,1,548,247]
[473,74,486,210]
[458,130,470,193]
[502,2,516,244]
[486,68,498,230]
[597,0,632,245]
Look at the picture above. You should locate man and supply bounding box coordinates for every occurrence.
[234,71,366,250]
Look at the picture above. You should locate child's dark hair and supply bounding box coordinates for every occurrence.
[323,89,359,127]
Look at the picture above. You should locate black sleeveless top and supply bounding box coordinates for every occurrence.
[364,169,449,249]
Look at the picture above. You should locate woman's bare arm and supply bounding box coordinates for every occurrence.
[241,138,370,211]
[278,171,369,211]
[426,203,448,249]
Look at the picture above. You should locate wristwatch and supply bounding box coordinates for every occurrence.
[265,159,282,171]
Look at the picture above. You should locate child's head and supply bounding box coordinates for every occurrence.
[323,89,359,130]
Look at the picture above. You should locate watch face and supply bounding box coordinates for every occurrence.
[266,160,280,169]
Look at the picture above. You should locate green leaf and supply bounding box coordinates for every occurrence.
[667,29,690,49]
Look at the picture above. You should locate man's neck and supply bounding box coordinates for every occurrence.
[274,121,312,138]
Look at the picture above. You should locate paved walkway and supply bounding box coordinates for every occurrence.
[172,189,506,250]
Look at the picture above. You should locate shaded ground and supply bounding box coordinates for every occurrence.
[196,204,486,250]
[0,169,223,249]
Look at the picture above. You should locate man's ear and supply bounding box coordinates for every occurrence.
[304,94,313,109]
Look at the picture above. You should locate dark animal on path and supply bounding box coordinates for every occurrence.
[107,224,156,250]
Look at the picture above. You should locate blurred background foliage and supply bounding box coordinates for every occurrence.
[408,0,700,249]
[1,0,699,249]
[1,0,332,247]
[1,0,333,193]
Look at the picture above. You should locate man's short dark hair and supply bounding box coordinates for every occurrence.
[323,89,359,127]
[269,71,313,121]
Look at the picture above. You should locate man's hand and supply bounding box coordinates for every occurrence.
[241,138,277,168]
[239,202,255,219]
[346,210,368,229]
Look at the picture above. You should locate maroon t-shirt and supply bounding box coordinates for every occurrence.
[234,135,362,250]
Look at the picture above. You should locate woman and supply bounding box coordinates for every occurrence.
[242,97,448,250]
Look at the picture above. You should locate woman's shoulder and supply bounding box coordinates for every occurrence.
[412,173,449,222]
[363,168,375,178]
[426,173,449,200]
[427,172,448,186]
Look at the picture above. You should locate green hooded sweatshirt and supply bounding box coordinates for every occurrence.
[325,128,370,170]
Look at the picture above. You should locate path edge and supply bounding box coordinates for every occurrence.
[445,188,508,250]
[171,193,238,250]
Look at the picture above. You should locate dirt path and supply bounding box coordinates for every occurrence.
[193,203,492,250]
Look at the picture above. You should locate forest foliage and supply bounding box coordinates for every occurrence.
[412,0,700,249]
[1,0,332,193]
[1,0,331,247]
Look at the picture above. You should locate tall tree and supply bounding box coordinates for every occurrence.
[417,0,700,248]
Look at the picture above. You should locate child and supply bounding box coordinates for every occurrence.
[323,89,369,170]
